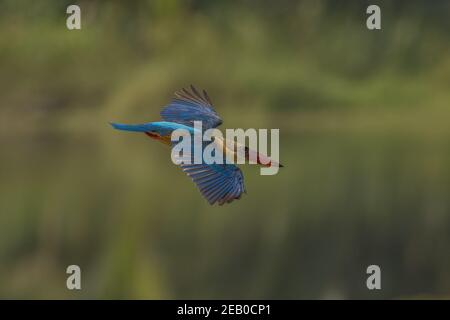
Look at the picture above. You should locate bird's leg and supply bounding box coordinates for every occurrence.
[145,132,159,139]
[145,132,172,145]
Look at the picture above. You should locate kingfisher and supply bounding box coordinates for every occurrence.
[111,86,282,205]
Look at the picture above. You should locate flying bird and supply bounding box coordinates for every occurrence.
[111,86,282,205]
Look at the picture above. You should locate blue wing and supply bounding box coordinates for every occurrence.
[160,85,223,129]
[181,163,245,205]
[171,138,245,205]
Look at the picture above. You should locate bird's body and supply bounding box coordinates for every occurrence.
[111,86,281,205]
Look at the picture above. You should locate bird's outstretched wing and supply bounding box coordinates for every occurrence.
[160,85,223,129]
[180,163,245,205]
[172,140,245,205]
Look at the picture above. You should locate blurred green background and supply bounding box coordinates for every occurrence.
[0,0,449,299]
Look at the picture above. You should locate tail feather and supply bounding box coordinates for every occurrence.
[110,122,150,132]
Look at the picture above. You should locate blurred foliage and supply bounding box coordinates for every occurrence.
[0,0,449,299]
